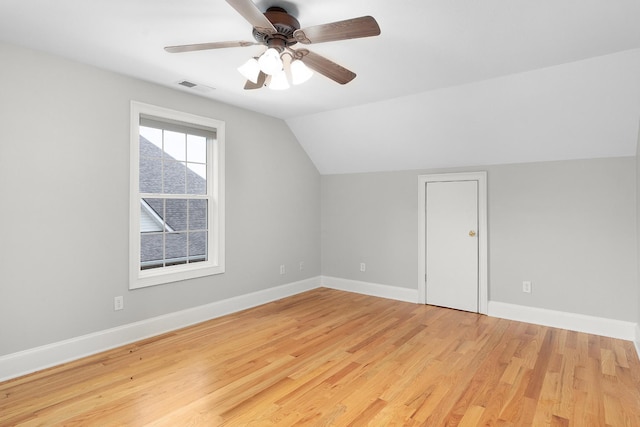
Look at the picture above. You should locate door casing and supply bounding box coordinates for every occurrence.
[417,172,488,314]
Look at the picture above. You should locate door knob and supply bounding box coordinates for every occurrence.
[469,230,476,237]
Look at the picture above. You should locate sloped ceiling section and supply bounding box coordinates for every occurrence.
[287,49,640,175]
[0,1,639,174]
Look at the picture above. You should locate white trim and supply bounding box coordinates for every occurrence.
[321,276,419,303]
[4,280,636,382]
[129,101,226,289]
[635,324,640,360]
[418,172,488,314]
[488,301,638,341]
[0,277,321,382]
[140,199,173,232]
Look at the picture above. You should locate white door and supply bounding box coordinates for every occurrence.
[425,180,478,312]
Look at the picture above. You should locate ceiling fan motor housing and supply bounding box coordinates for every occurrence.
[252,7,299,51]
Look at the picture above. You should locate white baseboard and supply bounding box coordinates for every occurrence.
[321,276,419,303]
[635,324,640,360]
[488,301,638,342]
[4,280,636,383]
[0,276,321,383]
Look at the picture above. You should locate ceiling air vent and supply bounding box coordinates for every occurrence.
[176,80,215,93]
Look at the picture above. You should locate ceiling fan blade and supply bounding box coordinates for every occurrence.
[293,16,380,44]
[226,0,277,35]
[299,50,356,85]
[165,41,258,53]
[244,71,267,90]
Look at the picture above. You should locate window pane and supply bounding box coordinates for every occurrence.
[139,157,162,193]
[189,231,207,261]
[189,199,207,230]
[187,163,206,195]
[142,198,165,227]
[141,233,163,266]
[187,135,207,163]
[163,160,186,194]
[140,201,163,233]
[165,198,188,231]
[163,130,186,161]
[165,232,187,263]
[140,126,163,152]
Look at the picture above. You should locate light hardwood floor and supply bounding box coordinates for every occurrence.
[1,288,639,426]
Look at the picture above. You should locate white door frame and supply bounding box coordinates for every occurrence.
[418,172,488,314]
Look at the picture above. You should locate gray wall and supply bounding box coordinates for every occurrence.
[322,157,638,322]
[0,42,321,356]
[321,172,417,288]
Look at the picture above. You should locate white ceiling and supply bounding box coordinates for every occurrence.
[1,0,639,174]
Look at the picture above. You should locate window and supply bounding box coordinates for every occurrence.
[130,102,224,289]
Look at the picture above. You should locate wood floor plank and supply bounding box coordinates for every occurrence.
[1,288,639,426]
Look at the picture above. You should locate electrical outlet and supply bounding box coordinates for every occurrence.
[522,281,532,293]
[280,264,285,275]
[360,262,366,272]
[299,261,304,271]
[114,296,124,311]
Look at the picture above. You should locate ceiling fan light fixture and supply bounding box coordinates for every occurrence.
[237,58,261,83]
[268,70,290,90]
[290,60,313,85]
[258,48,283,75]
[165,1,380,90]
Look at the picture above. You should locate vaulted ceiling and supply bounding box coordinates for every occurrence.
[1,0,639,174]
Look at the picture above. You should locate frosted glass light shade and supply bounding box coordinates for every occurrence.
[290,60,313,85]
[268,70,290,90]
[258,48,283,75]
[237,58,260,83]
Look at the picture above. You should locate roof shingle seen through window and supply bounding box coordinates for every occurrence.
[139,136,208,267]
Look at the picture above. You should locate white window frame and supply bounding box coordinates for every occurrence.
[129,101,225,289]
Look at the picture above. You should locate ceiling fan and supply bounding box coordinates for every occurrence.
[164,0,381,90]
